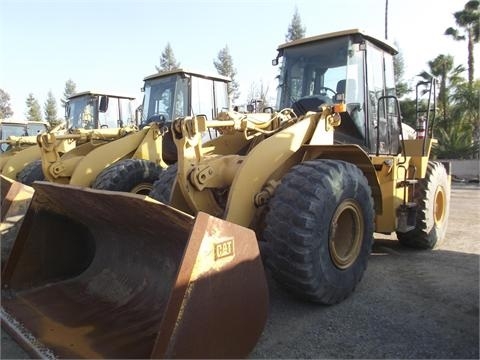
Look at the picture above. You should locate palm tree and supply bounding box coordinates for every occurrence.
[445,0,480,85]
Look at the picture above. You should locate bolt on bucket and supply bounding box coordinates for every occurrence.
[1,175,35,269]
[1,182,268,359]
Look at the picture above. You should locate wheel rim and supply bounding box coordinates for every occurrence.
[433,186,446,225]
[130,183,153,195]
[329,200,363,270]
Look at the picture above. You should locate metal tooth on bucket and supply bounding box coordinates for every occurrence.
[1,182,269,359]
[1,175,35,269]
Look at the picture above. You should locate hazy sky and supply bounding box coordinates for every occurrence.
[0,0,475,119]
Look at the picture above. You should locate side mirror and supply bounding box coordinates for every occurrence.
[246,104,254,113]
[99,96,109,113]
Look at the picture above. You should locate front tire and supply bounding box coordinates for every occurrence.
[149,163,177,203]
[16,160,44,185]
[263,160,374,304]
[396,161,450,249]
[92,159,162,195]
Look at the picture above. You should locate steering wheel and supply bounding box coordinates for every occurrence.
[316,86,337,97]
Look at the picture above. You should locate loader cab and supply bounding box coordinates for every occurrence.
[141,69,230,128]
[275,29,401,155]
[0,121,28,152]
[65,91,136,130]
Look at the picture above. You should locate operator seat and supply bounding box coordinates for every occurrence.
[336,79,357,100]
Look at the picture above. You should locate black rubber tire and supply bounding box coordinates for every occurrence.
[149,163,177,203]
[16,159,45,185]
[92,159,162,195]
[263,159,374,304]
[396,161,450,249]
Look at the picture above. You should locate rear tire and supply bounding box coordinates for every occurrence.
[16,160,44,185]
[263,160,374,304]
[149,164,177,203]
[92,159,162,195]
[396,161,450,249]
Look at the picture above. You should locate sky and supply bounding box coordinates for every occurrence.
[0,0,477,120]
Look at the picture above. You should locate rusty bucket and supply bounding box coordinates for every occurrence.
[1,182,268,358]
[1,175,35,268]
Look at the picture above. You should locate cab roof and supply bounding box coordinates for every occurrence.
[143,68,231,83]
[277,28,398,55]
[68,91,136,100]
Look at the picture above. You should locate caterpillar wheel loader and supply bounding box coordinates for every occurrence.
[1,92,136,182]
[1,29,450,358]
[19,69,230,193]
[0,120,50,170]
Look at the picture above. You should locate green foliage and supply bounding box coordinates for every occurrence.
[61,79,77,108]
[156,43,180,72]
[285,7,306,42]
[25,93,43,122]
[44,91,60,126]
[393,44,409,98]
[0,88,13,119]
[445,0,479,84]
[432,123,479,159]
[214,45,240,101]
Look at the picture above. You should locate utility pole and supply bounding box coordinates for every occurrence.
[385,0,389,39]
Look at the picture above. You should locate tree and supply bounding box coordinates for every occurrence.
[445,0,479,84]
[155,43,180,72]
[246,81,271,111]
[61,79,77,108]
[44,91,59,126]
[0,89,13,119]
[25,93,43,122]
[213,45,240,102]
[393,44,409,97]
[285,6,306,42]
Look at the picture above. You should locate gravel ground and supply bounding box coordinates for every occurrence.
[1,183,479,359]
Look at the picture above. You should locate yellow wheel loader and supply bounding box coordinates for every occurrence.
[1,29,450,358]
[1,92,136,182]
[20,70,230,194]
[0,120,50,171]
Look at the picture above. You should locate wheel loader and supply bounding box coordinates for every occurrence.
[1,91,136,182]
[19,69,230,193]
[1,29,450,358]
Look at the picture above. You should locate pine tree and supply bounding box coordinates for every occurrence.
[61,79,77,108]
[213,45,240,101]
[44,91,59,126]
[0,89,13,119]
[285,7,306,42]
[25,93,43,122]
[156,43,181,72]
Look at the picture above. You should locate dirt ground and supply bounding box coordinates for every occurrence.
[1,183,479,359]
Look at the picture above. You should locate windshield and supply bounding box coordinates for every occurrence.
[66,95,134,129]
[0,123,27,152]
[27,122,48,135]
[276,36,362,113]
[142,75,180,126]
[67,95,96,129]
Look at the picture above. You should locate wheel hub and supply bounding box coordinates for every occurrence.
[329,200,363,270]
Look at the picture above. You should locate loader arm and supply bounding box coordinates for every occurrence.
[171,108,341,227]
[37,126,138,184]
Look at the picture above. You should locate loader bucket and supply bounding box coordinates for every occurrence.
[1,182,268,359]
[1,175,34,269]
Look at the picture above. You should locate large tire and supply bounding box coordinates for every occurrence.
[92,159,162,195]
[396,161,450,249]
[149,163,177,203]
[263,159,374,304]
[16,159,44,185]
